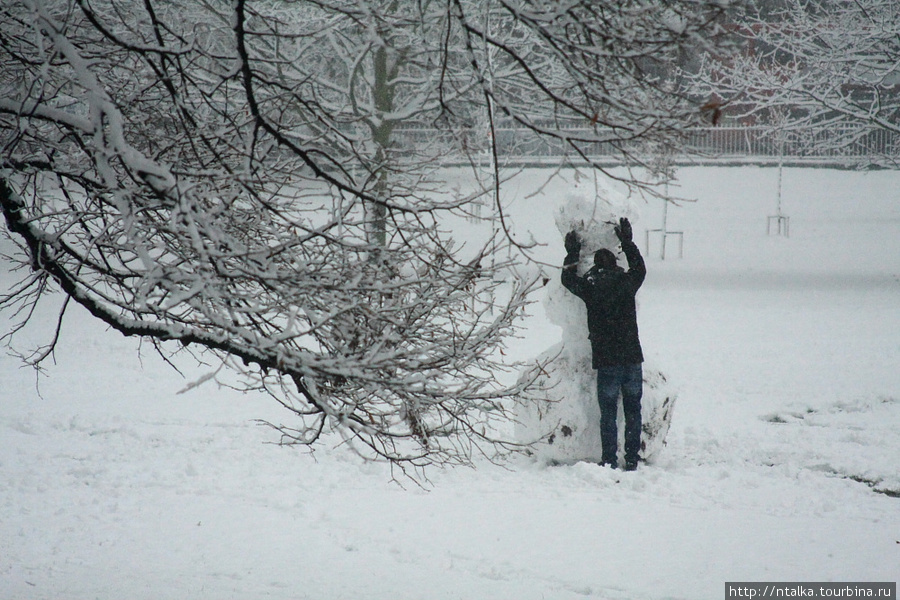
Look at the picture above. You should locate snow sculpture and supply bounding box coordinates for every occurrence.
[517,192,676,466]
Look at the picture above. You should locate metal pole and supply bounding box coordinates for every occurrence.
[660,181,669,260]
[777,153,783,217]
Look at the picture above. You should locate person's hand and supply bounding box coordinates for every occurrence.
[564,230,581,254]
[614,217,633,243]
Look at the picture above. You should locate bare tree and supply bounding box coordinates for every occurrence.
[1,0,730,476]
[693,0,900,166]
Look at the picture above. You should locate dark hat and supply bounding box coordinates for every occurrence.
[593,248,618,269]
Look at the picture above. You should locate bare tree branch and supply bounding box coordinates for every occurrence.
[1,0,731,477]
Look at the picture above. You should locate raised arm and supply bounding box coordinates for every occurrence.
[615,218,646,290]
[561,230,586,296]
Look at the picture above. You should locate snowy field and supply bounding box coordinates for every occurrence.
[2,166,899,599]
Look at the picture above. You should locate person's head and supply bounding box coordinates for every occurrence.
[594,248,618,270]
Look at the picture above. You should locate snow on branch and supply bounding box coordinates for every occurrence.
[1,0,731,477]
[689,0,900,168]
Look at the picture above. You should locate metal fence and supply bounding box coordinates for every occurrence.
[395,124,900,167]
[682,125,900,165]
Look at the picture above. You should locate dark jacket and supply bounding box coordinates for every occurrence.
[561,240,646,368]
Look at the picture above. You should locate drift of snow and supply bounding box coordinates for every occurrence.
[2,166,899,599]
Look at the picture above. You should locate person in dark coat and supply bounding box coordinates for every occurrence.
[561,217,646,471]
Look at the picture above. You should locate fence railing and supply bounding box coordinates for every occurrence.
[394,124,900,167]
[682,125,900,165]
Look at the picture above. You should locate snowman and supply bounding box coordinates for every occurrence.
[517,191,676,467]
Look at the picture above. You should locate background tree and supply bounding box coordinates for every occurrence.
[1,0,731,476]
[693,0,900,167]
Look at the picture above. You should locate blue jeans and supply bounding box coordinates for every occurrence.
[596,364,643,465]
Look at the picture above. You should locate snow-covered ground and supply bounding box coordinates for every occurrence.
[2,166,899,599]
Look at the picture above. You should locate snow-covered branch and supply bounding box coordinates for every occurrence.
[1,0,731,476]
[691,0,900,167]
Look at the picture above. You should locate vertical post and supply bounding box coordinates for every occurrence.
[767,123,790,237]
[776,155,783,218]
[660,181,669,260]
